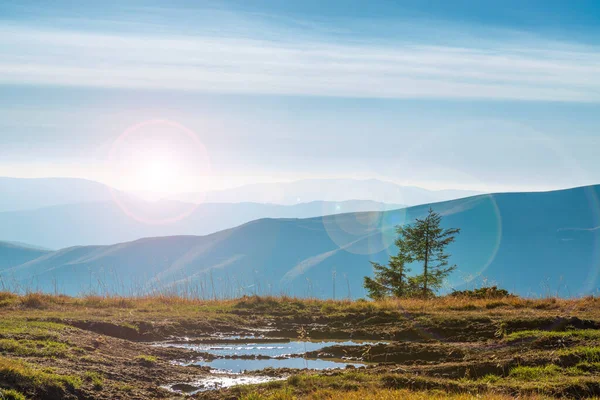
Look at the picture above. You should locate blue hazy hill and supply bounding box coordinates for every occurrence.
[0,199,403,249]
[3,185,600,298]
[0,177,114,212]
[0,241,51,271]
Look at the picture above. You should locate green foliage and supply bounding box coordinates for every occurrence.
[364,255,427,299]
[365,208,460,299]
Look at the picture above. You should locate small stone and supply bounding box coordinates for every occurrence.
[171,383,200,393]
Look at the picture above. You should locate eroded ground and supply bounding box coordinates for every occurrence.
[1,293,600,399]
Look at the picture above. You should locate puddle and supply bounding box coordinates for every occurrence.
[195,357,363,373]
[166,375,282,395]
[161,339,374,359]
[161,338,377,393]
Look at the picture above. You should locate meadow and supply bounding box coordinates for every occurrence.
[0,292,599,399]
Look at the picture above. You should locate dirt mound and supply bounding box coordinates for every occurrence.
[306,342,465,364]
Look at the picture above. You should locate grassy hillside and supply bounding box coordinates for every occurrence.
[0,293,599,399]
[3,185,600,298]
[0,242,51,272]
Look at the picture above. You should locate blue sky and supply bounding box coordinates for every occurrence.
[1,0,600,193]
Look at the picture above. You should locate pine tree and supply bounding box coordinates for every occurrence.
[363,207,460,299]
[397,208,460,297]
[363,255,412,299]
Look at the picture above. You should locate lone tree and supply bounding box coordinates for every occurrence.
[364,255,413,299]
[364,208,460,299]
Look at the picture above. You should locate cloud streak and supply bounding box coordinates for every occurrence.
[1,22,600,101]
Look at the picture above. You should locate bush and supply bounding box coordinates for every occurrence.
[449,286,512,299]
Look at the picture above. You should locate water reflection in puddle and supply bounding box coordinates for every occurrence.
[162,338,374,393]
[166,375,282,395]
[163,340,371,359]
[196,357,363,373]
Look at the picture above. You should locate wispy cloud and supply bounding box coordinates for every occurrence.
[1,19,599,101]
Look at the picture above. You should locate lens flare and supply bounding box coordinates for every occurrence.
[108,119,211,225]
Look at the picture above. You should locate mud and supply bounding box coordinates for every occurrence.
[306,342,465,363]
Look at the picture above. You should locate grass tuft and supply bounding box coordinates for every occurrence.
[0,388,27,400]
[134,355,157,366]
[84,371,104,390]
[508,365,561,381]
[0,356,81,396]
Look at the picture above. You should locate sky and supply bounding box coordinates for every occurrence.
[1,0,600,194]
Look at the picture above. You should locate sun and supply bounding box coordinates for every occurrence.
[109,119,212,202]
[131,149,178,194]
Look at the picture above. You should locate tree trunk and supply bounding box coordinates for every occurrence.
[399,269,404,297]
[423,222,429,298]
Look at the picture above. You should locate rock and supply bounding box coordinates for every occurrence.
[171,383,200,393]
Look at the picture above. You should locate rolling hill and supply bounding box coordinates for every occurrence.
[0,241,51,271]
[3,185,600,298]
[0,199,403,249]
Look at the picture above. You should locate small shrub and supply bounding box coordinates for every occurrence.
[449,286,512,299]
[20,293,50,309]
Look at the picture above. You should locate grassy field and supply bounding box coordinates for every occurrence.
[0,292,599,399]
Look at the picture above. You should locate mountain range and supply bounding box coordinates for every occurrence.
[171,178,481,205]
[0,177,479,249]
[2,184,599,298]
[0,199,403,249]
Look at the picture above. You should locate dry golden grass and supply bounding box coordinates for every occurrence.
[2,291,599,317]
[242,388,562,400]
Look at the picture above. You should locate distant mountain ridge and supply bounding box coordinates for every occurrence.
[0,199,403,249]
[0,176,480,249]
[2,184,600,298]
[0,177,114,212]
[172,178,481,206]
[0,177,479,213]
[0,241,51,271]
